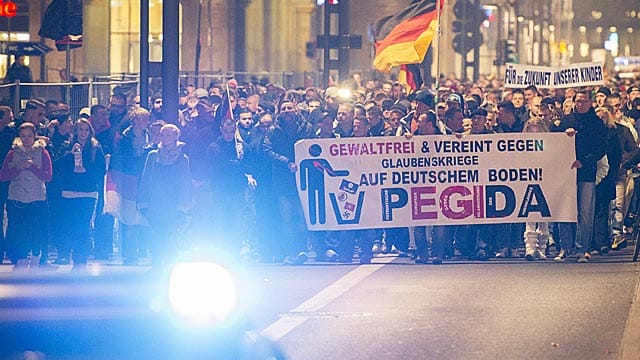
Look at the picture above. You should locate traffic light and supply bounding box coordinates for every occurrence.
[453,0,472,19]
[451,0,485,55]
[452,20,465,34]
[504,40,518,64]
[452,31,483,55]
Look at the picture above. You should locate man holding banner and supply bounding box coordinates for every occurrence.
[553,90,607,263]
[264,100,315,265]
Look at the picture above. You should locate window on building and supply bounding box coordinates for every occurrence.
[110,0,182,74]
[0,1,29,80]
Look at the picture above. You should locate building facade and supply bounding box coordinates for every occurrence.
[0,1,638,88]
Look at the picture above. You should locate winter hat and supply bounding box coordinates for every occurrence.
[596,87,611,97]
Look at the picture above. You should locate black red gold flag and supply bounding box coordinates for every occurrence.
[372,0,441,72]
[398,64,424,91]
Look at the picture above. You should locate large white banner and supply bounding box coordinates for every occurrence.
[294,133,577,231]
[503,62,604,89]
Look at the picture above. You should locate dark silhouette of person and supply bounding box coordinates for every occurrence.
[6,54,33,104]
[299,144,349,224]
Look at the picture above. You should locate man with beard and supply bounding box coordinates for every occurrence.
[208,118,256,258]
[263,100,314,264]
[236,109,255,143]
[149,93,163,122]
[105,93,130,155]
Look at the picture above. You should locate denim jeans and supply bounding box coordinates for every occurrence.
[576,182,596,252]
[593,189,611,251]
[610,173,629,238]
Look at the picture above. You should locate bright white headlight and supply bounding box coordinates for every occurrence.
[167,262,237,327]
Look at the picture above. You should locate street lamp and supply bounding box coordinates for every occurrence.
[578,25,589,58]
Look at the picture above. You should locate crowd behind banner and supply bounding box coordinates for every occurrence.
[1,70,640,270]
[293,133,578,231]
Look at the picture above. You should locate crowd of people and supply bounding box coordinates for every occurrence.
[2,71,640,270]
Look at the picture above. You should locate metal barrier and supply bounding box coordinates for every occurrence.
[178,71,318,90]
[46,67,140,83]
[0,69,322,118]
[0,80,139,118]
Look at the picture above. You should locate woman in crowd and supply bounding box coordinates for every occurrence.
[56,118,106,270]
[0,122,52,270]
[138,124,191,269]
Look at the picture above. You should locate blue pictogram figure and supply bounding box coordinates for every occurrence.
[299,144,349,224]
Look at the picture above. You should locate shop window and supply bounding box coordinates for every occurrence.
[0,32,30,79]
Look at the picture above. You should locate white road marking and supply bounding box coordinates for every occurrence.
[620,271,640,360]
[261,257,395,341]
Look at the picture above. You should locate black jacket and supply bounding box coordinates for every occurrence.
[263,114,313,196]
[6,63,32,84]
[559,108,607,182]
[207,135,252,195]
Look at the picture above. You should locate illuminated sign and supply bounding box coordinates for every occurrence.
[0,1,17,17]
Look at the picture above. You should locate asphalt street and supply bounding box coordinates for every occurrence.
[249,251,640,360]
[1,250,640,360]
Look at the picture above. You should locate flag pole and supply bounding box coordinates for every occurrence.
[225,82,234,121]
[434,0,442,125]
[226,82,243,160]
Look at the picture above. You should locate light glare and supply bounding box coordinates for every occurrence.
[168,262,237,327]
[338,88,352,99]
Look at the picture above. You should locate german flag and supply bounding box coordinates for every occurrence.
[373,0,441,72]
[398,64,423,91]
